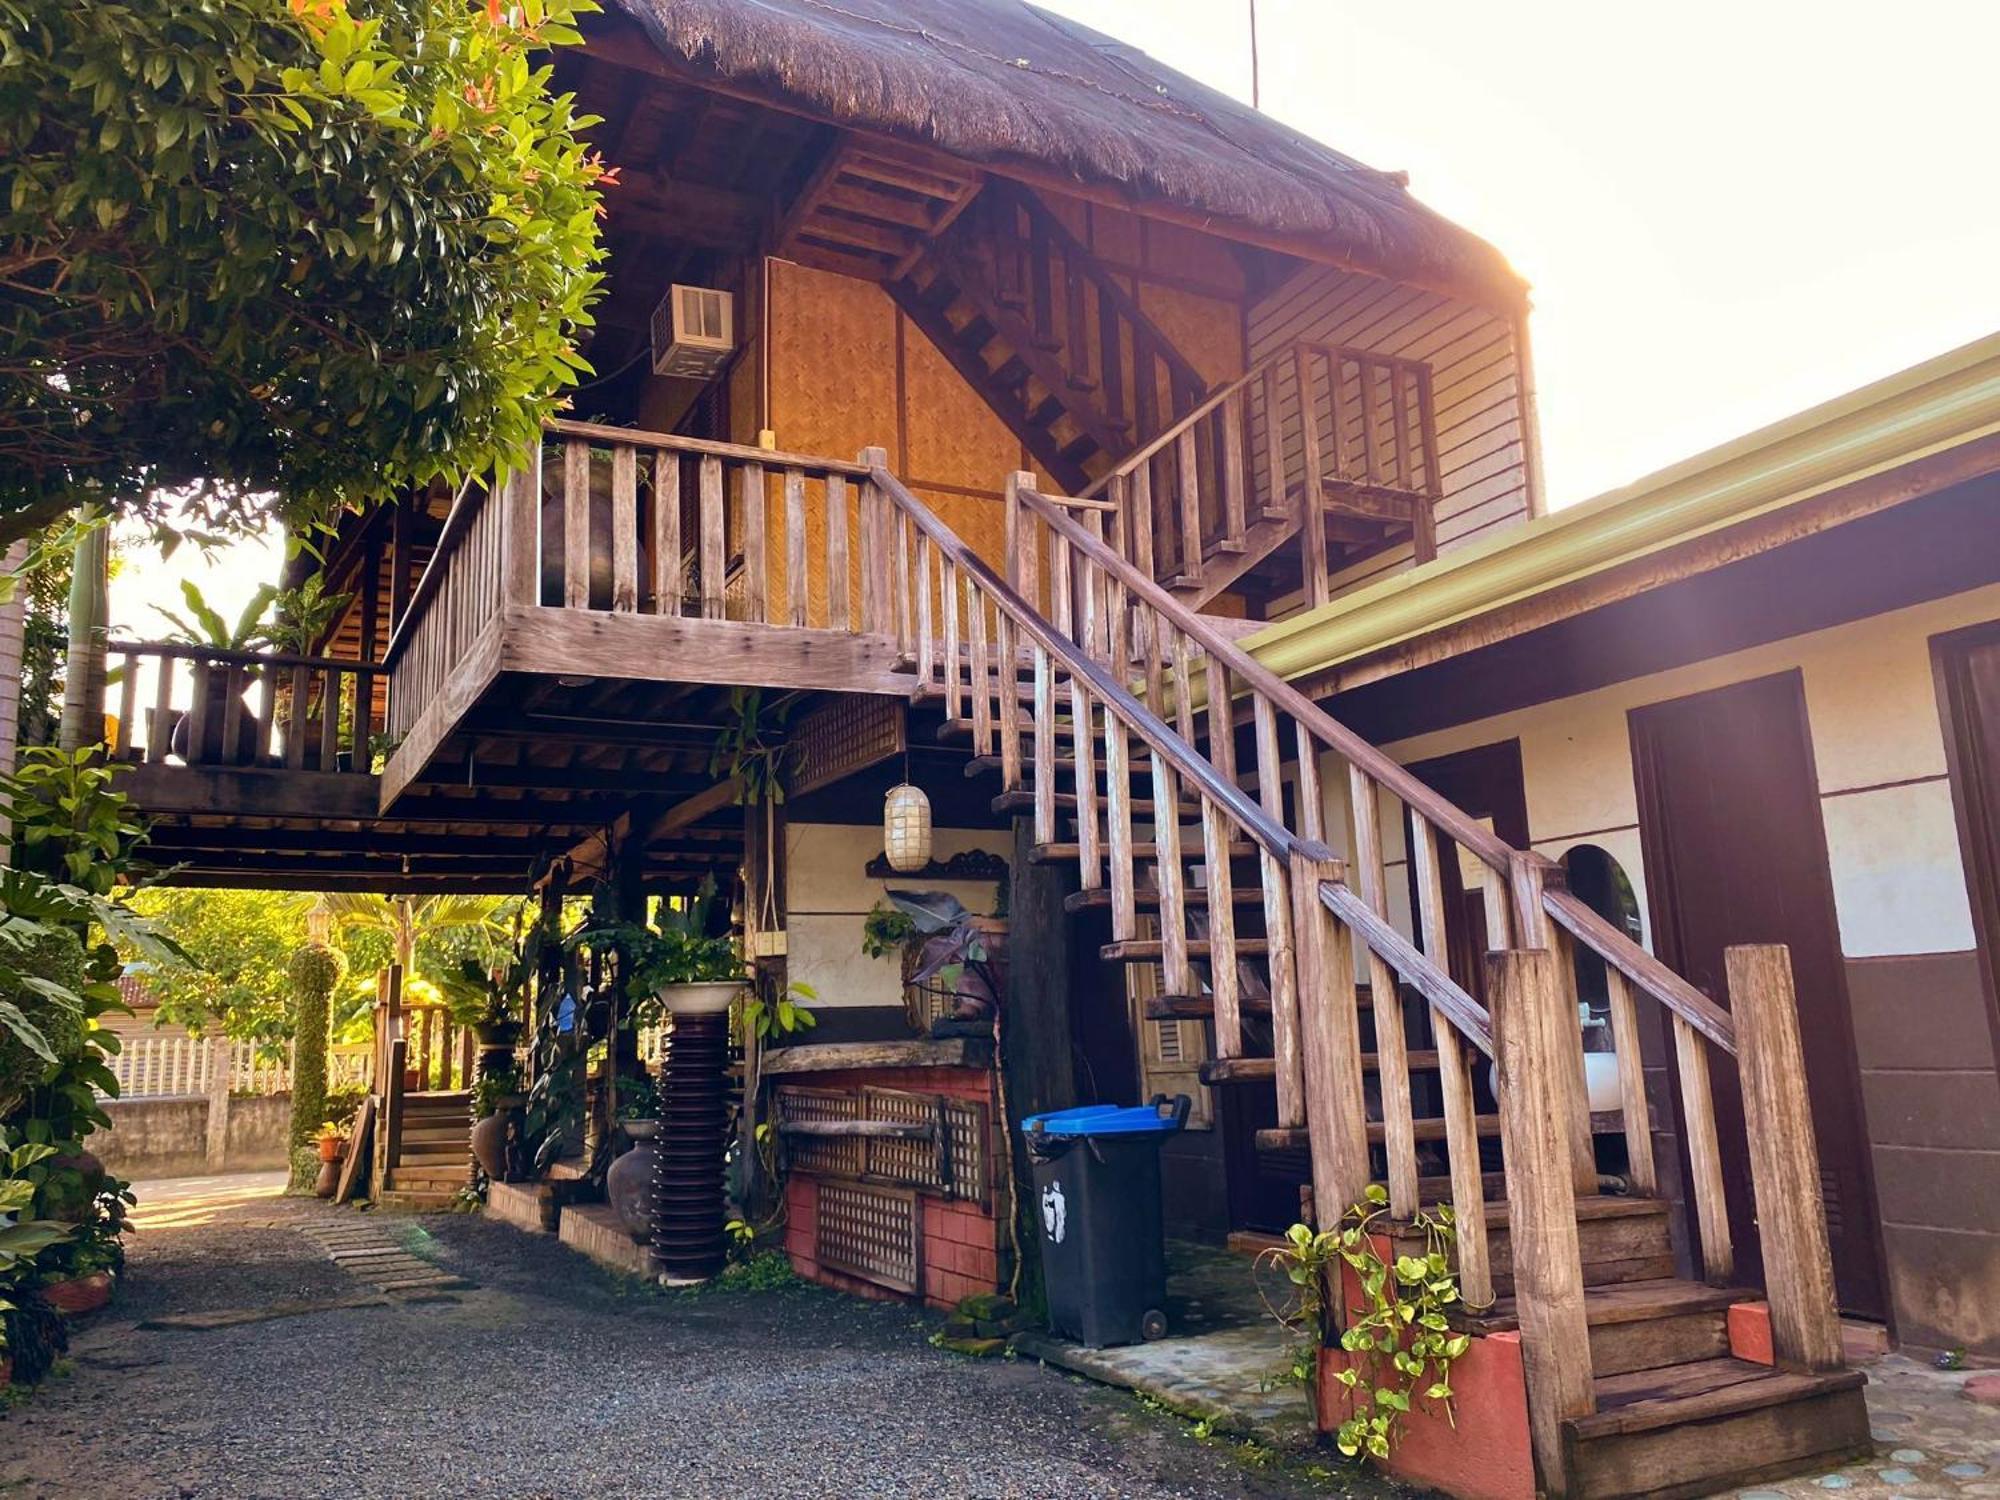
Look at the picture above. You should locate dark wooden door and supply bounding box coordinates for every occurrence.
[1934,622,2000,1074]
[1404,740,1532,1007]
[1630,671,1887,1318]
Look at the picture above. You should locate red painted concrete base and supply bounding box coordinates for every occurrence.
[1730,1300,1776,1365]
[1317,1332,1536,1500]
[42,1271,113,1316]
[781,1063,1006,1310]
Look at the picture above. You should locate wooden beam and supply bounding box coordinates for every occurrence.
[493,605,908,696]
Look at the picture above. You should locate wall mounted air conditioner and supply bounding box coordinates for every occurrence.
[650,284,735,379]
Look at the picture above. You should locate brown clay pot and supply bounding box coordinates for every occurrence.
[43,1271,113,1316]
[316,1136,345,1164]
[314,1159,339,1198]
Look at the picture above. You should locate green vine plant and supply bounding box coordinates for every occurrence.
[1257,1184,1475,1463]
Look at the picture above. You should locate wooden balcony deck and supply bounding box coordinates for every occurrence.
[377,422,914,809]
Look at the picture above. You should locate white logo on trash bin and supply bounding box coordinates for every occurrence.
[1041,1181,1067,1244]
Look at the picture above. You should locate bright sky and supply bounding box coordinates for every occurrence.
[112,0,2000,628]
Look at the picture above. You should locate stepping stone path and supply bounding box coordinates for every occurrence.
[296,1214,475,1298]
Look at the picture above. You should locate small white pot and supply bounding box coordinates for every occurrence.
[657,981,742,1017]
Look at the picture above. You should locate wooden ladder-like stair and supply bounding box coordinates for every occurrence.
[924,662,1871,1497]
[381,1090,471,1209]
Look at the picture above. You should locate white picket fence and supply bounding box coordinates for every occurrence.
[102,1037,374,1099]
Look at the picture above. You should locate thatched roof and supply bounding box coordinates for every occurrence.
[609,0,1525,306]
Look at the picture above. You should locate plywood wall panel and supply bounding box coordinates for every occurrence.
[1137,281,1247,386]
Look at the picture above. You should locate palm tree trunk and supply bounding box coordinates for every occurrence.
[57,518,108,752]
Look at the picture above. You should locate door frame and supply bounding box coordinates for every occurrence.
[1628,667,1888,1318]
[1929,617,2000,1078]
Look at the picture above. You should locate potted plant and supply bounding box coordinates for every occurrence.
[469,1065,527,1184]
[879,890,1008,1032]
[610,877,749,1019]
[312,1121,348,1197]
[153,580,278,765]
[605,1072,661,1239]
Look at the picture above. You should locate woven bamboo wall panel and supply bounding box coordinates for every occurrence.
[815,1181,921,1294]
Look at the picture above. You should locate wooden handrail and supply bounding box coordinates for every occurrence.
[1078,358,1266,500]
[544,417,872,478]
[1543,887,1737,1053]
[1078,338,1441,501]
[1015,484,1517,872]
[870,465,1320,871]
[380,475,483,672]
[105,640,385,675]
[1320,882,1493,1055]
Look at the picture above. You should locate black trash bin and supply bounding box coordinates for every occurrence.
[1022,1095,1189,1348]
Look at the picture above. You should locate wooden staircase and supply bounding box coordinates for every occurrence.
[860,462,1869,1497]
[380,1089,472,1208]
[889,181,1211,495]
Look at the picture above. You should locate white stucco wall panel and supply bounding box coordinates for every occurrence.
[785,822,1011,1008]
[1373,582,2000,961]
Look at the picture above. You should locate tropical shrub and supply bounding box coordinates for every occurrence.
[0,0,611,548]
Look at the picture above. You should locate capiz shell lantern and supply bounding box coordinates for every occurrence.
[884,783,933,872]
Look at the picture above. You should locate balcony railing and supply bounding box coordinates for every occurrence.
[381,420,888,740]
[105,641,384,774]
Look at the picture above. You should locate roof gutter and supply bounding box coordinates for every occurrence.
[1241,331,2000,684]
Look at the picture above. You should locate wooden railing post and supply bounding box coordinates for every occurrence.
[1489,947,1594,1492]
[498,441,541,610]
[1727,944,1843,1371]
[1289,849,1371,1229]
[858,447,890,633]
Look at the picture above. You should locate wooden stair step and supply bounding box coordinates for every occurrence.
[1101,936,1270,963]
[997,789,1200,820]
[1578,1357,1866,1436]
[1256,1115,1499,1151]
[1200,1052,1442,1084]
[1146,986,1377,1020]
[1032,839,1255,865]
[1064,882,1263,913]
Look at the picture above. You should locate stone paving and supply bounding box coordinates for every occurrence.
[1730,1355,1997,1500]
[1014,1239,1316,1452]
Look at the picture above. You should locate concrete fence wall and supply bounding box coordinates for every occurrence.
[93,1093,292,1180]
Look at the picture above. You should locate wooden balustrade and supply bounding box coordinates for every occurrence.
[994,472,1842,1374]
[1084,338,1441,601]
[105,642,383,773]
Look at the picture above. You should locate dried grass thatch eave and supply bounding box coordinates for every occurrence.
[607,0,1527,308]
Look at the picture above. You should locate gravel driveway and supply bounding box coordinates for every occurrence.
[0,1175,1397,1500]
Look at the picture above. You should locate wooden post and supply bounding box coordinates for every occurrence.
[1489,948,1594,1494]
[1727,944,1844,1372]
[499,441,542,610]
[1289,850,1371,1228]
[858,447,890,634]
[204,1032,232,1171]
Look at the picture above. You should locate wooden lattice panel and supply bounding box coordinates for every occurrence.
[863,1087,989,1206]
[790,695,904,797]
[777,1084,991,1206]
[774,1087,864,1178]
[815,1181,922,1294]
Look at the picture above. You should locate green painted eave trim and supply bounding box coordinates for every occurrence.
[1242,331,2000,685]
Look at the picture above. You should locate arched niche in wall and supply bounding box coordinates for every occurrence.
[1562,843,1644,1037]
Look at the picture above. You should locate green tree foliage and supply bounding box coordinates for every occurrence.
[284,941,344,1185]
[123,888,306,1047]
[0,0,610,547]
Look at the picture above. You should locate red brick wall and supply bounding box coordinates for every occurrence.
[780,1064,1007,1310]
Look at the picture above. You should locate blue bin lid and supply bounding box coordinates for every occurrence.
[1022,1101,1183,1138]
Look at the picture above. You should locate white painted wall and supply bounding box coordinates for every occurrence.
[785,822,1012,1009]
[1330,581,2000,962]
